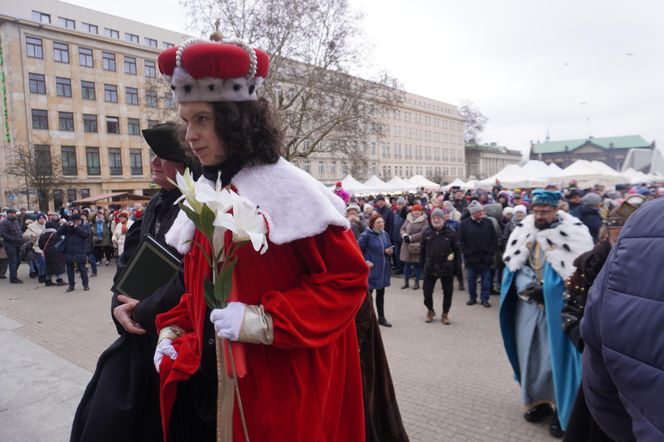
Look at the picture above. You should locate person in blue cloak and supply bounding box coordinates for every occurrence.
[499,189,594,438]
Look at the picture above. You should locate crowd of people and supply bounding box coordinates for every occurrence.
[0,204,144,291]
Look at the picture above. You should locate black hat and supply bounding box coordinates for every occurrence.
[71,213,82,220]
[6,208,16,213]
[142,123,192,166]
[375,195,385,201]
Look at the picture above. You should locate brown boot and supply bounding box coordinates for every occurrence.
[425,309,435,323]
[441,313,450,325]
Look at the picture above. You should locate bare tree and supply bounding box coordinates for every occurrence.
[459,101,489,143]
[181,0,402,168]
[5,143,62,212]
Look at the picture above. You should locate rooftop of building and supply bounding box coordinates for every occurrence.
[531,135,652,154]
[465,141,522,156]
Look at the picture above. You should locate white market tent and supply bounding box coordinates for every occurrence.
[408,175,441,189]
[339,175,370,194]
[621,167,659,184]
[442,178,471,191]
[548,163,563,174]
[477,164,549,188]
[558,160,625,187]
[521,160,563,181]
[363,175,400,194]
[386,176,419,192]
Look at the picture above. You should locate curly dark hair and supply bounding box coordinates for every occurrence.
[211,98,283,165]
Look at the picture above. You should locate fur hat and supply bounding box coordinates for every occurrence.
[345,203,360,214]
[158,36,269,103]
[467,200,484,214]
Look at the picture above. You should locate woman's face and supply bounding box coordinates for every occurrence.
[373,217,385,231]
[180,102,225,166]
[411,209,423,218]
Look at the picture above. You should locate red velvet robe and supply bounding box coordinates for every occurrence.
[156,225,368,442]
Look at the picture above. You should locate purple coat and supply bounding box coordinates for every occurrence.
[581,197,664,441]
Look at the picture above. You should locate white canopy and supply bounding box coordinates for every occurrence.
[621,167,658,184]
[476,164,549,188]
[363,175,400,193]
[558,160,625,187]
[442,178,470,191]
[338,175,370,194]
[521,160,563,180]
[408,175,441,189]
[548,163,563,174]
[386,176,418,192]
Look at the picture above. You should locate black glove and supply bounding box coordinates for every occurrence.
[403,235,411,243]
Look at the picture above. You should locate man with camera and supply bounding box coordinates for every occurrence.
[57,213,91,292]
[499,190,593,438]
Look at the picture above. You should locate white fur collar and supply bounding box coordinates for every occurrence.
[502,210,594,280]
[165,158,349,254]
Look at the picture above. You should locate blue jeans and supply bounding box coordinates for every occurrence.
[88,251,97,273]
[466,266,492,302]
[403,262,422,284]
[5,245,20,280]
[36,254,46,277]
[65,256,89,289]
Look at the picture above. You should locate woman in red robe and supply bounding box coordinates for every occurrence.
[153,36,368,442]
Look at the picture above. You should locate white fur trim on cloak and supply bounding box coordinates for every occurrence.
[502,210,594,280]
[165,158,350,255]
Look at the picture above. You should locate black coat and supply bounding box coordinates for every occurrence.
[38,228,65,275]
[71,188,186,442]
[57,223,91,261]
[420,226,461,277]
[458,216,497,268]
[0,218,24,246]
[575,205,603,243]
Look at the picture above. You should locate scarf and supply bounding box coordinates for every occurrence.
[95,220,104,239]
[201,155,245,187]
[121,220,128,234]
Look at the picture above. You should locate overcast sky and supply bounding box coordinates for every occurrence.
[67,0,664,157]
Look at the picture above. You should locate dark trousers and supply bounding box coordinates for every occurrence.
[370,288,386,319]
[66,256,89,289]
[6,245,20,280]
[392,243,402,272]
[87,251,97,273]
[403,262,421,284]
[0,258,7,276]
[423,273,454,314]
[93,246,113,262]
[466,266,491,302]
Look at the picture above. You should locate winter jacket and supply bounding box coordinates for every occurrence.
[112,220,134,256]
[391,209,406,246]
[57,223,91,261]
[92,217,112,247]
[581,197,664,442]
[23,221,45,253]
[458,216,497,268]
[358,229,392,290]
[334,188,350,204]
[420,226,461,277]
[399,212,429,263]
[575,205,603,243]
[0,218,24,247]
[38,228,65,275]
[375,205,394,239]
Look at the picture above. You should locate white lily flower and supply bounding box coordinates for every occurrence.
[195,183,237,214]
[170,169,203,214]
[213,194,269,255]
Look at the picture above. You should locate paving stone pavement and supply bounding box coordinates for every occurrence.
[0,264,555,441]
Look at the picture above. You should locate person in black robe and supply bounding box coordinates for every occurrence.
[70,123,199,442]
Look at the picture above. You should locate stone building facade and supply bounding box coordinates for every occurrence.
[465,142,522,179]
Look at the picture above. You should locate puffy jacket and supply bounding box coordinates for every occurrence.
[576,204,603,243]
[420,226,461,277]
[458,216,497,268]
[357,229,392,290]
[57,223,91,260]
[581,197,664,441]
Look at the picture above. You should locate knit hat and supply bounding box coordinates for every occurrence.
[396,196,406,205]
[531,189,562,207]
[335,181,342,187]
[582,192,602,206]
[502,207,514,216]
[430,208,445,219]
[513,204,527,214]
[467,200,484,214]
[346,203,360,214]
[411,203,423,212]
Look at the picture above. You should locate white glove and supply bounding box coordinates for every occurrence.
[210,302,246,341]
[153,338,178,373]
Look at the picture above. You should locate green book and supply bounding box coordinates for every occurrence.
[112,234,182,300]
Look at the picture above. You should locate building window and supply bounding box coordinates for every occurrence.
[104,28,119,39]
[66,189,77,203]
[318,161,324,176]
[28,73,46,94]
[53,189,64,208]
[106,116,120,134]
[125,33,139,44]
[164,94,174,109]
[79,47,93,67]
[80,189,90,199]
[83,114,98,133]
[32,11,51,23]
[58,17,75,29]
[124,56,137,75]
[163,41,174,49]
[130,149,143,175]
[26,37,43,59]
[127,118,140,135]
[147,119,159,129]
[53,42,69,63]
[81,80,95,100]
[34,145,52,176]
[145,37,158,48]
[86,147,101,175]
[61,146,77,176]
[144,60,156,77]
[108,148,123,175]
[58,112,74,131]
[102,52,116,71]
[31,109,48,129]
[303,161,311,173]
[55,77,72,97]
[82,22,97,34]
[104,84,118,102]
[126,87,139,105]
[145,91,157,108]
